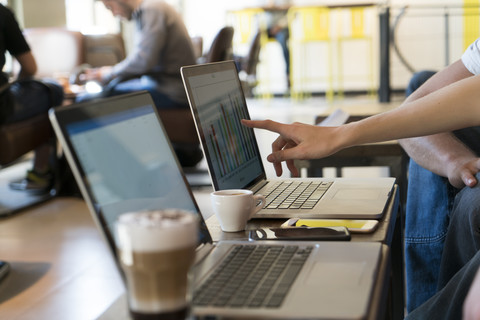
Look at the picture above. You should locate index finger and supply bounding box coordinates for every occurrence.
[241,119,287,135]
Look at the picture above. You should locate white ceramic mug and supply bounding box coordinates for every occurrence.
[210,189,266,232]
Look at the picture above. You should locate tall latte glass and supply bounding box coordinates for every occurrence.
[116,210,198,320]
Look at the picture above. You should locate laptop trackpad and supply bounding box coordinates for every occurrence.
[306,261,367,287]
[333,189,380,200]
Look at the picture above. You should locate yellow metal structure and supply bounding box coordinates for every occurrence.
[463,0,480,50]
[336,6,376,99]
[287,6,334,101]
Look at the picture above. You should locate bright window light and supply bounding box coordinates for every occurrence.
[65,0,120,34]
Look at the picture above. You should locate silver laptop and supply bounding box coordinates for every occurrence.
[181,61,395,219]
[49,92,383,319]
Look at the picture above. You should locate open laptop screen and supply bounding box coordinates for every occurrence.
[52,93,211,253]
[182,62,265,190]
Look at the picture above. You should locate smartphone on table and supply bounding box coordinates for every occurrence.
[249,226,351,241]
[282,218,379,233]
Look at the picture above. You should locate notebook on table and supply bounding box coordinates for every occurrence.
[181,61,395,219]
[49,92,384,319]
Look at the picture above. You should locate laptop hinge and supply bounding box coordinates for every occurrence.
[194,242,213,265]
[251,180,268,194]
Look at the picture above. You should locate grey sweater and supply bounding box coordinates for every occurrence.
[111,0,196,104]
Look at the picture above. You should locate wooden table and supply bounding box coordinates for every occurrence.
[0,186,403,320]
[0,197,124,320]
[202,185,403,320]
[99,185,403,320]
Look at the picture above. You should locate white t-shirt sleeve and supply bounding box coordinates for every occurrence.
[462,38,480,75]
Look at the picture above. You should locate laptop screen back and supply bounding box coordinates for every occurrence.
[182,61,265,190]
[51,92,211,255]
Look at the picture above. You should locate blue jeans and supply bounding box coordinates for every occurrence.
[405,71,436,97]
[108,77,186,110]
[406,181,480,319]
[76,76,187,110]
[405,70,447,311]
[405,161,457,311]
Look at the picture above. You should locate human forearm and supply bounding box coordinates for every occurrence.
[242,60,480,178]
[244,77,480,166]
[399,59,477,176]
[341,76,480,147]
[400,134,480,188]
[15,51,37,79]
[242,72,480,179]
[336,81,480,187]
[400,133,474,174]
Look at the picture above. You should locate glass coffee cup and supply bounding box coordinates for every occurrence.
[115,209,198,320]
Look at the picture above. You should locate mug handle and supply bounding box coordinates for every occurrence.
[249,194,267,219]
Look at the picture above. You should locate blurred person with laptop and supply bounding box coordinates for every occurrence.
[0,4,64,193]
[78,0,202,166]
[77,0,196,111]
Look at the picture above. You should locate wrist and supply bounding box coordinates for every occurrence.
[100,67,115,84]
[336,122,360,151]
[444,152,476,177]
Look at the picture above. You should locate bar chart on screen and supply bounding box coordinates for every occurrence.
[206,93,257,178]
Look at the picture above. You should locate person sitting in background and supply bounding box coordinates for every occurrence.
[79,0,202,167]
[78,0,196,111]
[0,4,63,193]
[401,65,480,311]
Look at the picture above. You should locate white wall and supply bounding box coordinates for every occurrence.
[11,0,66,28]
[389,2,471,90]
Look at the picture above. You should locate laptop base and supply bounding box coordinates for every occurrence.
[0,182,53,217]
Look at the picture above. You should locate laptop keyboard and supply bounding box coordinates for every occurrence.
[263,181,333,209]
[193,244,313,308]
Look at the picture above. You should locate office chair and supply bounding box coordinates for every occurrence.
[201,26,234,63]
[84,33,126,68]
[238,31,262,97]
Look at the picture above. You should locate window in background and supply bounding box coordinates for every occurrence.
[65,0,120,34]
